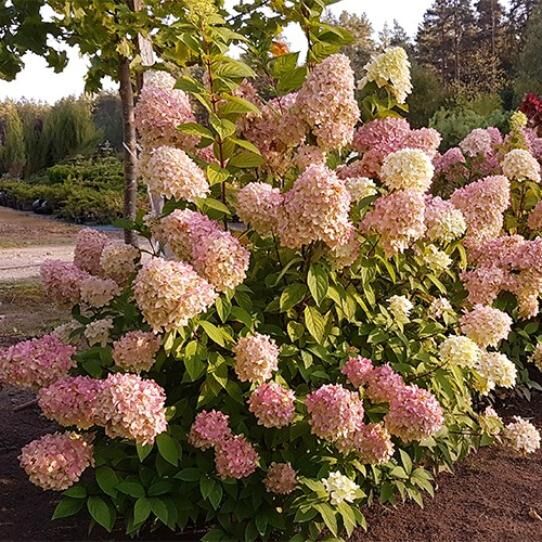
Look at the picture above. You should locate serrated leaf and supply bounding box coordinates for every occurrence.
[307,264,329,306]
[87,496,114,532]
[156,433,180,466]
[304,306,325,344]
[280,283,307,311]
[52,497,84,520]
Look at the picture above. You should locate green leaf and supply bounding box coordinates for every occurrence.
[231,137,262,156]
[276,66,307,93]
[215,58,256,79]
[52,497,84,520]
[87,496,114,532]
[315,503,338,537]
[228,150,264,168]
[150,497,169,525]
[156,433,180,466]
[304,306,325,344]
[117,481,145,498]
[307,264,329,306]
[63,485,87,499]
[175,468,201,481]
[215,296,232,323]
[200,321,232,347]
[230,306,254,328]
[136,443,153,462]
[200,476,216,500]
[200,197,232,216]
[337,502,357,537]
[96,466,119,497]
[219,95,259,115]
[178,122,213,140]
[280,283,307,311]
[399,449,413,475]
[207,164,230,185]
[133,497,152,525]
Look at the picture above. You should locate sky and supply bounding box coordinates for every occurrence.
[0,0,456,103]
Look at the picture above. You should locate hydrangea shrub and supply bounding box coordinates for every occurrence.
[2,3,542,541]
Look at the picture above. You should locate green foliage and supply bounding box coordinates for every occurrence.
[514,3,542,98]
[92,93,123,151]
[46,155,123,189]
[0,102,26,177]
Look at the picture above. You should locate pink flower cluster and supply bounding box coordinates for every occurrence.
[424,195,466,245]
[248,382,296,428]
[134,258,217,332]
[158,209,249,293]
[40,260,90,308]
[0,334,76,390]
[450,175,510,246]
[460,305,512,348]
[134,72,197,149]
[73,228,109,276]
[100,241,140,286]
[264,462,298,494]
[385,385,444,442]
[79,276,120,308]
[361,190,426,256]
[215,435,259,480]
[278,164,352,250]
[112,331,161,373]
[235,182,284,237]
[94,373,167,445]
[341,356,374,388]
[233,333,279,384]
[305,384,364,442]
[295,54,359,150]
[38,376,103,429]
[352,422,394,465]
[19,432,94,491]
[188,410,232,450]
[187,410,259,479]
[352,117,440,177]
[459,128,494,157]
[141,146,210,203]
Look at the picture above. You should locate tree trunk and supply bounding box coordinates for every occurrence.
[118,56,138,246]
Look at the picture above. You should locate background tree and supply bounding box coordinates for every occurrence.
[514,2,542,98]
[0,102,25,177]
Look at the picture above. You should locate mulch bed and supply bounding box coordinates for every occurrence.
[1,332,541,542]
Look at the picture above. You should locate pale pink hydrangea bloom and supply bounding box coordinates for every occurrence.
[40,260,90,307]
[236,182,284,237]
[450,176,510,244]
[461,266,506,306]
[52,320,81,345]
[502,149,541,182]
[476,351,517,392]
[353,117,411,154]
[141,146,210,202]
[402,128,441,157]
[94,373,167,445]
[19,432,94,491]
[100,241,140,286]
[158,209,220,261]
[0,334,76,390]
[84,318,114,347]
[134,73,197,149]
[248,382,295,428]
[385,385,444,442]
[365,363,405,403]
[434,147,466,173]
[134,258,217,333]
[343,177,377,202]
[503,416,541,454]
[459,128,493,157]
[295,144,326,171]
[353,423,394,464]
[112,331,161,373]
[73,228,109,276]
[187,410,232,450]
[424,196,466,245]
[305,384,364,442]
[264,462,297,494]
[233,333,279,384]
[296,54,359,150]
[278,164,352,250]
[79,276,120,309]
[341,356,374,388]
[192,230,250,293]
[460,305,512,348]
[380,148,434,192]
[361,190,426,256]
[428,297,454,320]
[215,436,259,479]
[38,376,104,429]
[328,226,361,270]
[527,201,542,231]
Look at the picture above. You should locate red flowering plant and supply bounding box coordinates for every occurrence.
[2,2,541,541]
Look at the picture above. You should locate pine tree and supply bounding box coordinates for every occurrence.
[515,2,542,97]
[390,19,412,52]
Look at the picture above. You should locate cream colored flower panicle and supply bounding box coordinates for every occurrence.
[388,295,413,324]
[322,471,360,505]
[360,47,413,104]
[439,336,481,369]
[510,110,528,131]
[503,416,541,454]
[381,148,434,192]
[502,149,541,182]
